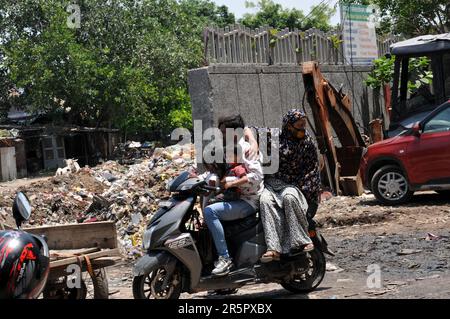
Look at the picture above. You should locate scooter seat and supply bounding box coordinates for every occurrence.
[222,212,261,238]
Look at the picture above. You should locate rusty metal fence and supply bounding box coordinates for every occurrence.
[203,25,399,65]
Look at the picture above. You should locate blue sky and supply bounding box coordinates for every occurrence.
[212,0,341,25]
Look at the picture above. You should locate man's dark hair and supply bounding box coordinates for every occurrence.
[203,159,227,179]
[218,114,245,129]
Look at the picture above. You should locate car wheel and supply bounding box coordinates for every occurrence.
[371,165,413,205]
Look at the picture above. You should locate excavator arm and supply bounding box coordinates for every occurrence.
[302,61,366,196]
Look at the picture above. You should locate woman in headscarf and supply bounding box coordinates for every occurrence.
[258,109,321,262]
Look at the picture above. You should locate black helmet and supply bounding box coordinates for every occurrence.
[0,230,50,299]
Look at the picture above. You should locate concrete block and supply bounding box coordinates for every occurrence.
[235,74,265,127]
[188,64,381,139]
[259,74,283,128]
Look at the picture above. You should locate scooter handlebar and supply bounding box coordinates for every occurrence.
[201,185,222,192]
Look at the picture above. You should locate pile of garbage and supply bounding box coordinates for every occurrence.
[0,143,196,259]
[111,141,156,165]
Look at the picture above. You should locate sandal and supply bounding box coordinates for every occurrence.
[290,243,315,255]
[260,250,280,263]
[302,243,314,252]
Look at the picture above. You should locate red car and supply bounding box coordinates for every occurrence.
[360,100,450,205]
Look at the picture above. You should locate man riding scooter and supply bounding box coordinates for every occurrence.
[132,112,330,299]
[198,114,264,276]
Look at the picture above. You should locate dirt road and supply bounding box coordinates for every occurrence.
[107,191,450,299]
[2,173,449,299]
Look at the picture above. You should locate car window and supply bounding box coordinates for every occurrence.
[423,107,450,133]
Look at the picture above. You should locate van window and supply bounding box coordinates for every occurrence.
[444,53,450,98]
[405,56,435,113]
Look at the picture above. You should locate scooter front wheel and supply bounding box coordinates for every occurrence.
[281,249,326,294]
[132,264,182,299]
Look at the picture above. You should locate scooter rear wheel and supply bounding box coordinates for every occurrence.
[133,265,182,299]
[281,249,326,294]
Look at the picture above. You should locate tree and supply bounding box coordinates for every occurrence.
[375,0,449,36]
[240,0,335,31]
[364,55,395,89]
[215,5,236,27]
[302,3,337,31]
[365,55,433,95]
[0,67,10,121]
[179,0,235,28]
[0,0,231,138]
[340,0,450,36]
[240,0,303,30]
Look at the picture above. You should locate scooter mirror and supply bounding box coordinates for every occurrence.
[12,192,32,229]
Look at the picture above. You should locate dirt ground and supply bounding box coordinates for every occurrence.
[2,175,450,299]
[104,191,450,299]
[0,175,53,227]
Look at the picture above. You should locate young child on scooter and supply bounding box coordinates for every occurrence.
[198,160,224,209]
[200,146,248,204]
[220,146,248,201]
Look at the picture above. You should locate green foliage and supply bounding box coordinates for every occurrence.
[340,0,450,36]
[407,57,433,93]
[0,0,230,137]
[375,0,449,36]
[179,0,235,28]
[0,67,10,121]
[365,55,433,93]
[268,28,279,48]
[329,34,343,50]
[364,55,395,89]
[168,89,193,130]
[302,3,337,32]
[240,0,335,31]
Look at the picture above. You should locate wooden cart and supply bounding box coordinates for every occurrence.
[24,221,121,299]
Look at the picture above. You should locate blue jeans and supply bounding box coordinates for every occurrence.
[203,200,255,258]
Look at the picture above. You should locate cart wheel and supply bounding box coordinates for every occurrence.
[43,269,109,299]
[43,280,87,299]
[83,268,109,299]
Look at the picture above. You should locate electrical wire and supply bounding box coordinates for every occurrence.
[297,0,334,28]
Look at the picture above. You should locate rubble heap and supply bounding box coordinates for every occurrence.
[0,143,196,259]
[111,141,157,165]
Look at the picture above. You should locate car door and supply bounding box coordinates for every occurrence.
[406,104,450,185]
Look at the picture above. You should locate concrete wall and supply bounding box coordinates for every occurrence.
[188,64,385,135]
[0,147,17,182]
[14,139,27,179]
